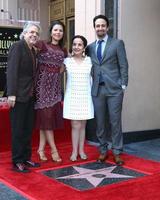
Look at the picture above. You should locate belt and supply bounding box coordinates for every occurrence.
[99,82,105,86]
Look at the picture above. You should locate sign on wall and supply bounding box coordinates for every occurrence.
[0,27,22,96]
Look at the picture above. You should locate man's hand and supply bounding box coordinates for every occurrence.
[121,85,126,91]
[7,96,16,108]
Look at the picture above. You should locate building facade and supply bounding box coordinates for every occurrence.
[0,0,160,133]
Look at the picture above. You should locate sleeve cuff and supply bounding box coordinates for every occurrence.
[8,96,16,101]
[121,85,126,90]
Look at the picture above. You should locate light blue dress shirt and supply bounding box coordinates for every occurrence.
[96,34,108,57]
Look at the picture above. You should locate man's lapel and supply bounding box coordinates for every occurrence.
[91,41,99,63]
[101,36,112,63]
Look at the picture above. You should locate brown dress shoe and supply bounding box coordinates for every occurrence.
[97,153,108,163]
[114,155,124,166]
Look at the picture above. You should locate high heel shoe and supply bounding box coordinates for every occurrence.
[51,151,62,162]
[70,154,77,162]
[79,153,88,160]
[37,150,48,161]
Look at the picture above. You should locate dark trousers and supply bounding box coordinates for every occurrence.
[10,98,35,164]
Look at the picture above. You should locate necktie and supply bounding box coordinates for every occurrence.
[97,40,103,62]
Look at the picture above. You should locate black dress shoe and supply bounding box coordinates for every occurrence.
[114,155,124,166]
[13,163,30,173]
[24,160,40,168]
[97,153,108,163]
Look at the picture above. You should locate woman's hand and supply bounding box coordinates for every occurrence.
[60,64,66,73]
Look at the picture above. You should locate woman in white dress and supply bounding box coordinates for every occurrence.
[63,35,94,161]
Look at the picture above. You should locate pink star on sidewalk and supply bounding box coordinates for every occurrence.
[57,166,134,187]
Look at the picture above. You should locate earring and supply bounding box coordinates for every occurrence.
[71,51,74,56]
[82,51,85,57]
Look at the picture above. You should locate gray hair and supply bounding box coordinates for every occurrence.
[19,21,41,40]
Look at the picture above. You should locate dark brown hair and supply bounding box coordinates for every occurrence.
[71,35,87,48]
[93,14,109,28]
[70,35,88,54]
[48,20,65,47]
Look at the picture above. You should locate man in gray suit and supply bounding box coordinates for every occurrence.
[87,15,128,165]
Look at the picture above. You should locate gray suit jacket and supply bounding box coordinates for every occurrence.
[87,36,128,96]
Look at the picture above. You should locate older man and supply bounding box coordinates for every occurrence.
[7,22,41,172]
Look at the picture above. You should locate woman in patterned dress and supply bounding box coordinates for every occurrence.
[35,21,66,162]
[63,35,94,161]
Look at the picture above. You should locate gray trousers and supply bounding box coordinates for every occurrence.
[92,86,124,155]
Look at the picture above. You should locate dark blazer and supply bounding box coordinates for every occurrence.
[7,39,36,102]
[87,36,128,96]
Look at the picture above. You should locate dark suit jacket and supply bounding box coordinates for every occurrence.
[87,36,128,96]
[7,39,36,102]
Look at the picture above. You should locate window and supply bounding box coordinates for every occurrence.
[105,0,118,38]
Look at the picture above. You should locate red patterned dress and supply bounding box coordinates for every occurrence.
[34,41,66,130]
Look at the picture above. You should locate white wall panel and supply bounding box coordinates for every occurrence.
[120,0,160,131]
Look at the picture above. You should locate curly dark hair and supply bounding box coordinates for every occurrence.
[71,35,87,47]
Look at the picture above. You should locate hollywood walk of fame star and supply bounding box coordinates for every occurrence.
[57,166,134,187]
[14,34,18,39]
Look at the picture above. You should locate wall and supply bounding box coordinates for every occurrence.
[119,0,160,132]
[0,0,49,39]
[75,0,102,43]
[1,0,160,132]
[39,0,49,39]
[75,0,160,132]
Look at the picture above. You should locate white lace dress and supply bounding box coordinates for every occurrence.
[63,56,94,120]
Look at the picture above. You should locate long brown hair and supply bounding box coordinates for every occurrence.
[48,20,65,48]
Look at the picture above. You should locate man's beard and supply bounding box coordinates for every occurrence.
[97,31,106,38]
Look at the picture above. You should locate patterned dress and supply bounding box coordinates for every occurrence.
[63,56,94,120]
[34,41,66,130]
